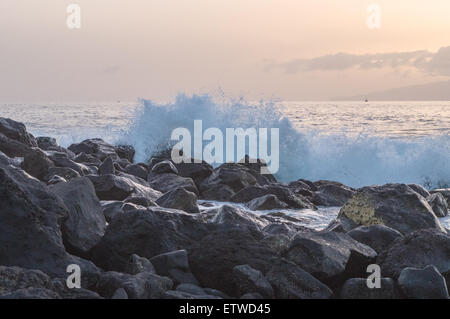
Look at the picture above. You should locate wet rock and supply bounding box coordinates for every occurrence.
[124,196,157,207]
[0,117,36,147]
[148,172,198,195]
[265,258,333,299]
[246,194,288,211]
[36,136,73,156]
[115,145,135,163]
[46,167,80,182]
[430,188,450,206]
[87,174,161,201]
[49,152,90,176]
[427,193,448,217]
[22,147,55,180]
[377,229,450,280]
[98,156,115,175]
[151,160,179,174]
[337,183,444,234]
[201,184,235,201]
[339,278,400,299]
[47,175,67,185]
[95,271,172,299]
[50,177,106,255]
[232,264,274,298]
[124,254,155,275]
[73,152,102,166]
[284,230,377,287]
[68,138,118,161]
[156,187,200,214]
[231,185,271,203]
[174,160,213,186]
[0,132,33,158]
[124,164,148,180]
[209,204,269,231]
[347,225,403,254]
[408,184,431,198]
[312,182,355,207]
[398,265,449,299]
[91,207,208,271]
[150,250,198,285]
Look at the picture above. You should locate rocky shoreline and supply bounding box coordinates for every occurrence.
[0,117,449,299]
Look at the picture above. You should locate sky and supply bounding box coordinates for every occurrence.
[1,0,450,102]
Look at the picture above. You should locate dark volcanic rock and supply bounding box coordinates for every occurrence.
[339,278,400,299]
[398,265,449,299]
[124,164,148,180]
[156,187,200,214]
[246,194,288,211]
[0,117,36,147]
[231,185,270,203]
[22,148,55,180]
[115,145,135,163]
[312,182,355,206]
[284,230,377,286]
[148,172,198,195]
[232,264,274,298]
[347,225,403,254]
[50,177,106,255]
[49,152,90,176]
[150,250,198,285]
[98,156,115,175]
[0,163,99,282]
[337,183,445,234]
[0,132,33,158]
[73,152,102,166]
[265,258,333,299]
[201,184,235,201]
[427,193,448,217]
[95,271,172,299]
[430,188,450,206]
[151,160,179,174]
[174,160,213,185]
[377,229,450,280]
[46,167,80,182]
[68,138,117,160]
[209,204,269,231]
[87,174,161,201]
[91,207,208,271]
[408,184,431,198]
[124,254,155,275]
[0,266,56,297]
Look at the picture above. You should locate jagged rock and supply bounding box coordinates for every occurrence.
[408,184,431,198]
[284,230,377,287]
[150,250,198,285]
[148,172,198,195]
[95,271,172,299]
[337,183,444,234]
[398,265,449,299]
[50,177,106,255]
[73,152,102,166]
[47,175,67,185]
[209,205,269,231]
[124,196,157,207]
[312,182,355,206]
[124,164,148,180]
[427,193,448,217]
[98,156,115,175]
[339,278,400,299]
[247,194,288,211]
[49,152,90,175]
[68,138,118,160]
[430,188,450,206]
[174,160,213,185]
[201,184,235,201]
[0,163,100,283]
[0,266,55,296]
[377,229,450,280]
[347,225,403,254]
[36,136,73,156]
[46,167,80,182]
[0,117,36,147]
[265,258,333,299]
[22,148,55,180]
[231,185,270,203]
[156,187,200,214]
[115,145,135,163]
[91,207,208,271]
[151,160,179,174]
[124,254,156,275]
[87,174,161,201]
[232,265,274,298]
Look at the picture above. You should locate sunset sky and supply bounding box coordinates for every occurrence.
[1,0,450,102]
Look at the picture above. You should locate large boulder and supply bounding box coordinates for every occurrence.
[0,132,34,158]
[337,184,445,234]
[430,188,450,206]
[148,172,198,195]
[246,194,288,211]
[115,145,135,163]
[174,161,213,186]
[150,250,198,286]
[408,184,431,198]
[347,225,403,254]
[49,152,90,176]
[265,258,333,299]
[312,182,355,207]
[50,177,106,255]
[0,117,36,147]
[398,265,449,299]
[151,160,179,175]
[90,207,208,271]
[22,148,55,180]
[156,187,200,214]
[232,264,274,298]
[87,174,161,201]
[284,230,377,287]
[45,167,81,182]
[0,163,99,282]
[68,138,117,161]
[0,266,56,297]
[427,193,448,217]
[124,164,148,180]
[208,204,269,231]
[339,278,400,299]
[377,229,450,280]
[98,156,115,175]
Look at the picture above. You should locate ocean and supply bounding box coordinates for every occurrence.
[1,96,449,189]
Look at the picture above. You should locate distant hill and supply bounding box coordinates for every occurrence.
[334,80,450,101]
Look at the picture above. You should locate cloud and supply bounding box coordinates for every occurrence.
[270,46,450,77]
